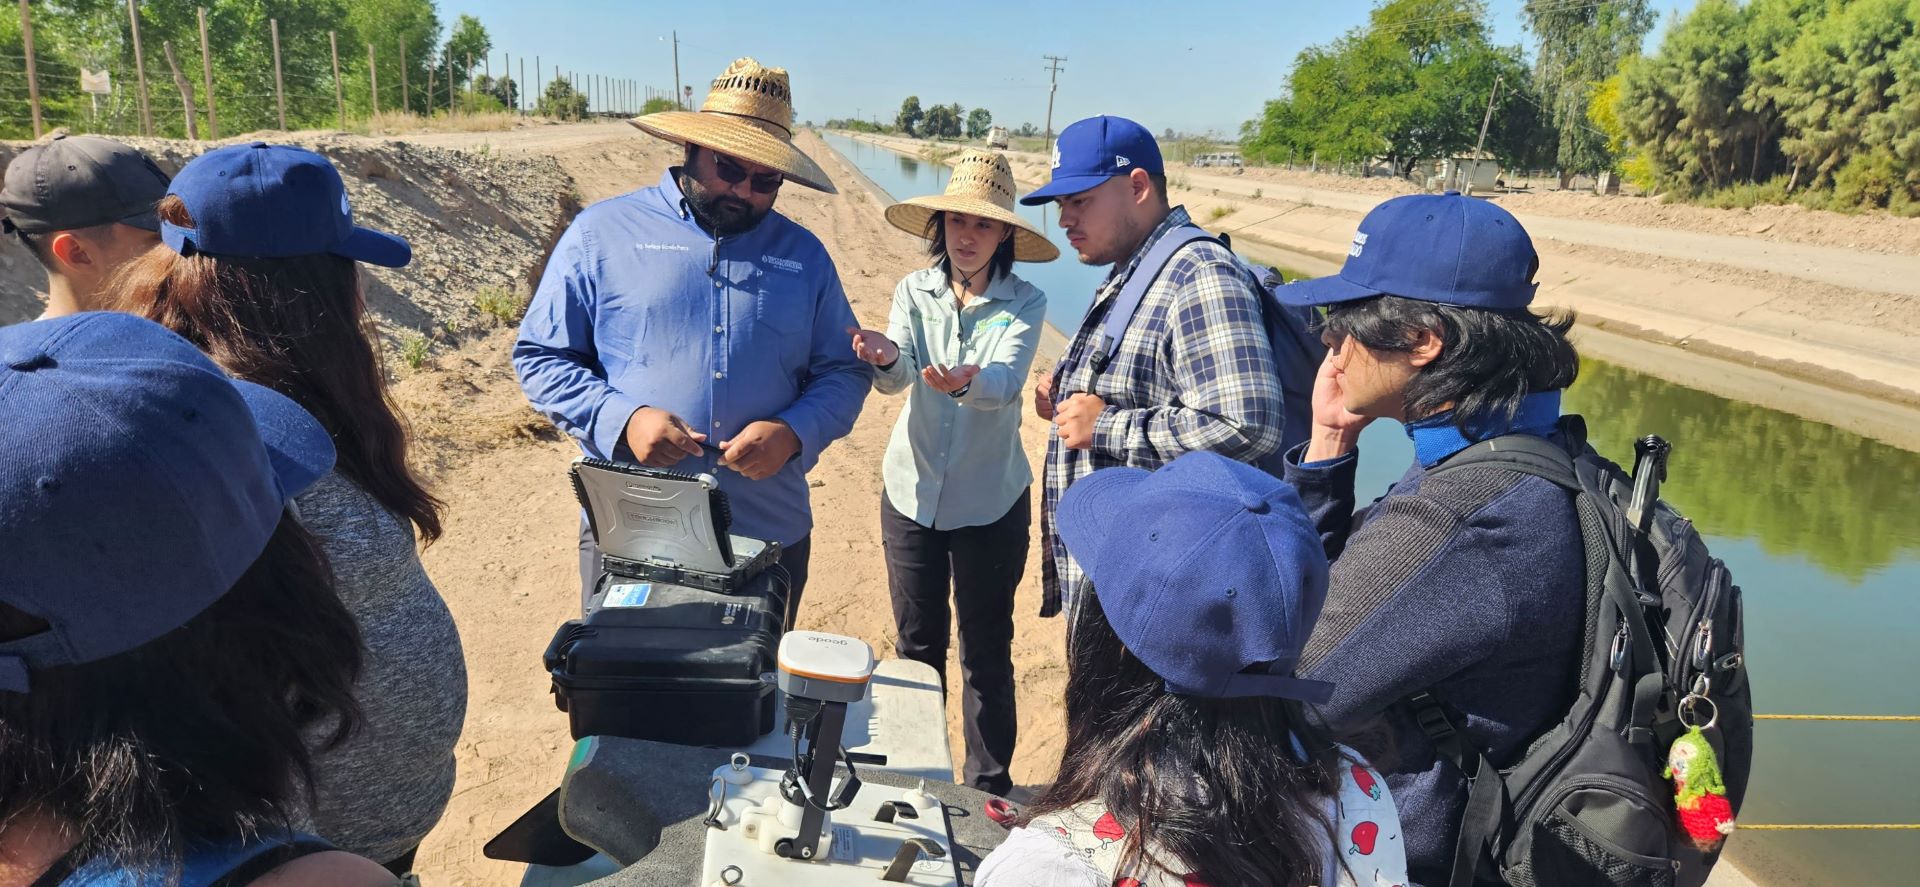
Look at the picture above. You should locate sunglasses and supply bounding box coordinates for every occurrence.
[713,156,783,194]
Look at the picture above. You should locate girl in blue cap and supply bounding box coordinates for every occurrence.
[0,313,394,886]
[108,143,464,876]
[976,451,1406,887]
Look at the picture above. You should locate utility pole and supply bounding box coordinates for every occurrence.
[269,19,286,130]
[1042,54,1067,153]
[198,7,217,139]
[330,31,344,130]
[127,0,153,136]
[671,30,683,109]
[18,0,42,138]
[1468,74,1502,193]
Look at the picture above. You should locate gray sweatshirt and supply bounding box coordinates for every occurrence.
[294,471,468,864]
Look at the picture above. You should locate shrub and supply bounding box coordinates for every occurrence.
[1251,188,1264,200]
[1207,205,1234,222]
[475,285,525,325]
[401,333,431,370]
[1833,150,1904,211]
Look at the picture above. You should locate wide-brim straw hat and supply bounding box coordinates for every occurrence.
[629,57,835,194]
[884,150,1059,263]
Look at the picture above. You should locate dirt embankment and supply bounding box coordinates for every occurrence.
[0,133,575,336]
[839,131,1920,414]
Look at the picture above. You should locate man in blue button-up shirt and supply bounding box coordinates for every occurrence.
[514,111,867,615]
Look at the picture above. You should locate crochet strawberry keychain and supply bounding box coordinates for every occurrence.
[1666,694,1735,849]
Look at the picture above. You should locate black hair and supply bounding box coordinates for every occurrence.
[1320,294,1580,437]
[1021,592,1348,886]
[1148,171,1170,206]
[0,518,363,878]
[922,210,1016,285]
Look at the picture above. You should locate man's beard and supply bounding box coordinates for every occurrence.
[683,174,769,236]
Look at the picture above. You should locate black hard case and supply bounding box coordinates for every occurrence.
[544,574,788,746]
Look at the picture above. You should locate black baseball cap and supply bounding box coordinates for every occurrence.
[1,134,171,236]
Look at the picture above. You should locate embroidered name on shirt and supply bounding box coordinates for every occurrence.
[762,255,804,274]
[635,242,691,252]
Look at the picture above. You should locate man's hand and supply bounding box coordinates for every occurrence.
[1303,349,1373,462]
[718,420,801,481]
[624,406,707,467]
[1054,392,1105,450]
[847,327,900,366]
[921,364,980,395]
[1033,372,1056,421]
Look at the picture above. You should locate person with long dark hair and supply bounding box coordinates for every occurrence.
[0,312,393,886]
[845,150,1056,795]
[1275,193,1586,884]
[976,452,1406,887]
[107,143,465,876]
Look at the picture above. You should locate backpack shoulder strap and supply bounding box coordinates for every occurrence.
[1423,417,1586,491]
[1089,224,1218,374]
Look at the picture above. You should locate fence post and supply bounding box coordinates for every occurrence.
[446,51,454,115]
[330,31,344,130]
[368,42,379,115]
[465,53,472,109]
[399,39,409,114]
[425,65,434,120]
[535,56,541,116]
[127,0,153,136]
[17,0,42,138]
[520,57,526,115]
[503,51,510,112]
[269,18,287,130]
[197,7,218,139]
[161,41,198,140]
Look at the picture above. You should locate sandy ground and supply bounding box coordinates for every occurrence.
[397,126,1069,885]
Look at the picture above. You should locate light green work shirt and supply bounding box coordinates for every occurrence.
[874,266,1047,530]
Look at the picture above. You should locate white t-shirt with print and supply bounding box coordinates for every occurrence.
[975,747,1407,887]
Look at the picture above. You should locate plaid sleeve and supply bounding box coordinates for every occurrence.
[1089,252,1284,464]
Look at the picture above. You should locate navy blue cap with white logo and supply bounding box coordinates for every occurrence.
[161,142,410,268]
[1019,115,1163,205]
[1278,192,1539,309]
[1058,451,1335,703]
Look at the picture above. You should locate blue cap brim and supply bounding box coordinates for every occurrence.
[1018,174,1118,206]
[1274,272,1386,307]
[1057,466,1151,578]
[334,226,412,268]
[230,380,335,499]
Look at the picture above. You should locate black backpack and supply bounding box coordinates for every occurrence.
[1414,416,1753,887]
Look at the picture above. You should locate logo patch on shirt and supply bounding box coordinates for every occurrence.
[762,254,804,274]
[1349,231,1369,258]
[977,311,1014,333]
[635,242,692,252]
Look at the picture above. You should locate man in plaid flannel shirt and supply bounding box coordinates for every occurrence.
[1019,117,1287,616]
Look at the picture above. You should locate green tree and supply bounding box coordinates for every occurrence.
[1523,0,1655,177]
[923,103,960,139]
[346,0,440,116]
[535,75,586,120]
[966,107,993,140]
[641,96,677,114]
[1242,0,1547,174]
[1763,0,1915,191]
[473,74,516,112]
[1617,0,1754,193]
[440,13,490,96]
[896,95,924,137]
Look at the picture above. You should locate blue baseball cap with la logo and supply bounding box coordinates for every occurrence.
[1277,192,1539,309]
[1018,115,1163,205]
[161,142,411,268]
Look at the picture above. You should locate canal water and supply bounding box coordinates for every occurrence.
[821,132,1920,885]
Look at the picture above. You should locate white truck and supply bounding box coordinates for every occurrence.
[985,126,1009,149]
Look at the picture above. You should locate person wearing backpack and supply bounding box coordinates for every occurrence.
[1274,193,1586,886]
[1019,116,1319,618]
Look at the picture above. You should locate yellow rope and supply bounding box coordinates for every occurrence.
[1753,714,1920,721]
[1741,824,1920,830]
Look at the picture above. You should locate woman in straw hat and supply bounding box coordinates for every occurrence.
[847,149,1058,796]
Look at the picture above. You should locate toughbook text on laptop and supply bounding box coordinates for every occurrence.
[569,457,779,593]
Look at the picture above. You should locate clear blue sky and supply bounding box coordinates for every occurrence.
[446,0,1696,135]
